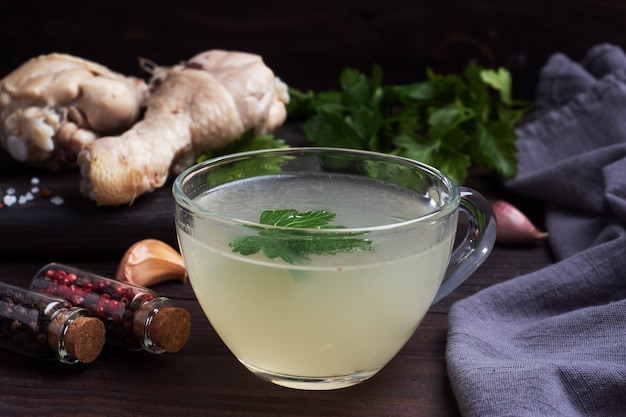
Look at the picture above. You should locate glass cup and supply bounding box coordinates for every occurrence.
[173,147,496,390]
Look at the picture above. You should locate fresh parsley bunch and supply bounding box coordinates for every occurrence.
[287,64,532,184]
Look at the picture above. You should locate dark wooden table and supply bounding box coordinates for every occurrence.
[0,123,554,416]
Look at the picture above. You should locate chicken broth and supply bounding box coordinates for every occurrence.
[176,173,456,389]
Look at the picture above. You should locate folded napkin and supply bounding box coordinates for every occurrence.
[446,44,626,416]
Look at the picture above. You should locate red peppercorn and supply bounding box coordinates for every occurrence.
[31,263,191,354]
[54,270,66,282]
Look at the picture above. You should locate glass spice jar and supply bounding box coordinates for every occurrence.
[0,281,105,364]
[30,263,191,354]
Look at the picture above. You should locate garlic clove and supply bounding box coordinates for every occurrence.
[116,239,187,287]
[493,200,549,244]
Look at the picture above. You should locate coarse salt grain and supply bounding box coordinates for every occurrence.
[1,178,63,208]
[3,195,17,206]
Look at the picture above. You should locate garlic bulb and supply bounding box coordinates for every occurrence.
[493,200,549,244]
[116,239,187,287]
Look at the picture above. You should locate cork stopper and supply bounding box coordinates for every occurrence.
[149,307,191,353]
[64,316,106,363]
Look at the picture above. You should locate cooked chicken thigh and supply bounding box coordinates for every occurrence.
[78,50,289,206]
[0,53,148,170]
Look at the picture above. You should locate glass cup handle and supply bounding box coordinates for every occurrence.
[432,187,497,304]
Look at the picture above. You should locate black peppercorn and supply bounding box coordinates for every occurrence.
[0,281,105,363]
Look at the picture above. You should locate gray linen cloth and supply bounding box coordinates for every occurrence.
[446,43,626,416]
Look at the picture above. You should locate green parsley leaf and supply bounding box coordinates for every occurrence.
[194,128,292,187]
[229,209,373,265]
[480,67,512,105]
[195,128,288,164]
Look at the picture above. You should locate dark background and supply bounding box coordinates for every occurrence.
[2,0,625,101]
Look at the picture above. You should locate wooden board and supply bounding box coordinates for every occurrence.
[0,150,177,261]
[0,125,307,261]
